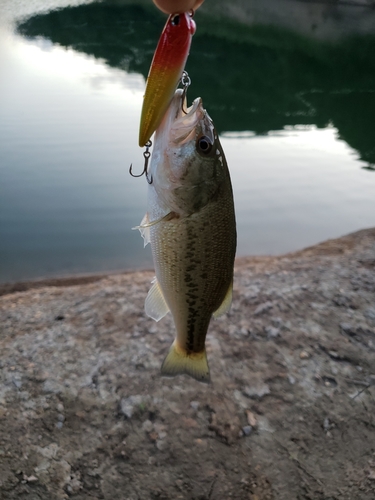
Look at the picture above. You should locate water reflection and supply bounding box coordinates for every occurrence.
[0,30,150,283]
[1,2,374,284]
[17,2,375,166]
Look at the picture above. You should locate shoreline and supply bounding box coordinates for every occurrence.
[0,268,151,298]
[2,226,373,297]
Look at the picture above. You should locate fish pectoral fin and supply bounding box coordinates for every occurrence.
[134,211,176,229]
[133,212,178,247]
[212,281,233,319]
[132,213,151,247]
[145,278,170,322]
[160,341,210,383]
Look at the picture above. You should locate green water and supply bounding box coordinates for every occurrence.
[17,2,375,164]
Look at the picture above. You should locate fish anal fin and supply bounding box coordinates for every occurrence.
[145,278,170,322]
[161,341,210,383]
[212,281,233,319]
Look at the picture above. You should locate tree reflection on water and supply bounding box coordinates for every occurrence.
[18,2,375,167]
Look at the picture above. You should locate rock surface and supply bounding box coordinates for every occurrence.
[1,228,375,499]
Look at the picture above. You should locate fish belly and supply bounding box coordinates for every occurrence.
[149,192,236,355]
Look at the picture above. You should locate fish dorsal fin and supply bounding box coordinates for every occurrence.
[145,278,170,322]
[212,281,233,319]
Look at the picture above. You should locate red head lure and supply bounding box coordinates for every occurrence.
[138,12,196,147]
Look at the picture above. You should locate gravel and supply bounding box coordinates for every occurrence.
[0,228,375,499]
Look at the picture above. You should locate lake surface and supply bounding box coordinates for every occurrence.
[1,0,374,284]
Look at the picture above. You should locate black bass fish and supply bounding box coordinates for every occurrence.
[137,89,236,382]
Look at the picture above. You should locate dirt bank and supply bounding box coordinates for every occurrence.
[1,228,375,499]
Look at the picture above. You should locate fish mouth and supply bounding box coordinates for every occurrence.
[166,89,204,142]
[172,92,203,144]
[154,89,209,150]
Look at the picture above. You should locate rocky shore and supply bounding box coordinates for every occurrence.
[1,228,375,499]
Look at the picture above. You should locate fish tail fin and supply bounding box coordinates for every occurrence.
[160,341,210,383]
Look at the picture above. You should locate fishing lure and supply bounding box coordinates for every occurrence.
[138,11,196,147]
[131,71,191,181]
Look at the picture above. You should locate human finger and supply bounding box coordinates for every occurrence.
[152,0,204,14]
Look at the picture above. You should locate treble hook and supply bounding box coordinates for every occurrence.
[181,70,191,115]
[129,140,153,184]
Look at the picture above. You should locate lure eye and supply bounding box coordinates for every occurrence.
[171,14,180,26]
[197,136,213,155]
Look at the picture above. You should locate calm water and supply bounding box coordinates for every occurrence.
[1,0,374,283]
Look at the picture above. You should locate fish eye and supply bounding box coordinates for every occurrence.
[197,136,213,155]
[171,15,180,26]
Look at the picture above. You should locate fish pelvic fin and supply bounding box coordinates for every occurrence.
[212,280,233,319]
[145,278,170,322]
[160,341,210,383]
